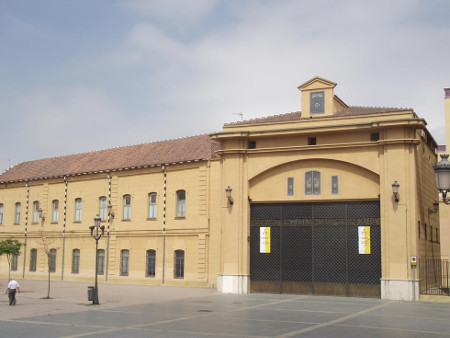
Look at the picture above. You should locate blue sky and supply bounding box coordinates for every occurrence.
[1,0,450,172]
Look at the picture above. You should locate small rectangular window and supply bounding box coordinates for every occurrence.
[248,141,256,149]
[123,195,131,220]
[0,203,3,224]
[332,176,339,195]
[287,177,294,196]
[371,133,380,141]
[308,137,316,145]
[418,221,421,239]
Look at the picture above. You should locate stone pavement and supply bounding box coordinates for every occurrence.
[1,279,450,337]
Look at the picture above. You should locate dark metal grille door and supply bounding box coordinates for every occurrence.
[250,201,381,297]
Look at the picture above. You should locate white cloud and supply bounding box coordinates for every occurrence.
[120,0,217,24]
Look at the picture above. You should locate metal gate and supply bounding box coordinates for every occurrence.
[250,201,381,297]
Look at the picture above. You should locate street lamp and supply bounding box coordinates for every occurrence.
[89,215,105,305]
[434,154,450,204]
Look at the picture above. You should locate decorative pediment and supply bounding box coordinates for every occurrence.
[298,76,337,91]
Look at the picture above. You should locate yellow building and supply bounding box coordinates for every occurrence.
[439,87,450,260]
[0,77,441,301]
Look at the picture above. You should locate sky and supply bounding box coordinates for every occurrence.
[1,0,450,173]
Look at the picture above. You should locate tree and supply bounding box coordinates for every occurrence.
[0,238,22,280]
[40,236,57,299]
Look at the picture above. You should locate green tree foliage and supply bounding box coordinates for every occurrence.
[0,238,22,280]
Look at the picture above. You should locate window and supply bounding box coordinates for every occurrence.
[371,133,380,141]
[11,254,18,271]
[287,177,294,196]
[52,200,59,223]
[418,221,421,239]
[33,201,40,223]
[30,248,37,272]
[120,249,129,276]
[148,193,157,219]
[99,197,107,221]
[15,202,21,224]
[174,250,184,278]
[425,223,428,240]
[0,203,3,224]
[310,91,324,114]
[75,198,82,222]
[49,249,57,273]
[123,195,131,220]
[146,250,156,277]
[305,171,321,195]
[308,137,316,145]
[97,249,105,275]
[248,141,256,149]
[176,190,186,217]
[72,249,80,274]
[332,176,339,195]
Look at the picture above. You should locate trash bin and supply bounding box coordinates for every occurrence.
[87,286,95,301]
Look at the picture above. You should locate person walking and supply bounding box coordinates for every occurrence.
[6,278,20,305]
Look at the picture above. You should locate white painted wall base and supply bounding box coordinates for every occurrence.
[381,278,419,301]
[217,274,250,294]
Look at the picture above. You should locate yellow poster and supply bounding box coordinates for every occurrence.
[260,227,271,253]
[358,226,371,254]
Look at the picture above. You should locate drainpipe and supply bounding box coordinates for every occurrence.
[22,181,29,278]
[106,173,111,281]
[61,176,68,280]
[162,165,167,284]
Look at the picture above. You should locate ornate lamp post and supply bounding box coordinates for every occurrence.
[89,215,104,305]
[434,154,450,204]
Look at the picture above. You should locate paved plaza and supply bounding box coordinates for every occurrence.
[1,279,450,337]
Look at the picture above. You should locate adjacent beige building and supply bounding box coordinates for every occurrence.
[0,77,441,301]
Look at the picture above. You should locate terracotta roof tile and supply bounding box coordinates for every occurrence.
[0,135,219,183]
[224,106,412,127]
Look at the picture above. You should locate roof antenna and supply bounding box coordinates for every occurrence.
[233,112,243,121]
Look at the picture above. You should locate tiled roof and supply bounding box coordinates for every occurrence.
[224,106,412,127]
[0,135,219,183]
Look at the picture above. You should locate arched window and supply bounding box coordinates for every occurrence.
[0,203,3,224]
[30,248,37,272]
[174,250,184,279]
[120,249,129,276]
[148,193,157,219]
[99,197,107,221]
[15,202,21,224]
[176,190,186,217]
[146,249,156,277]
[75,198,82,222]
[33,201,40,223]
[305,171,321,195]
[52,200,59,223]
[123,195,131,220]
[72,249,80,274]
